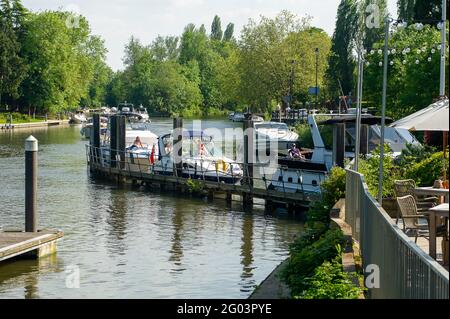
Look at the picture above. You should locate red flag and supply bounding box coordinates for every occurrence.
[150,144,155,165]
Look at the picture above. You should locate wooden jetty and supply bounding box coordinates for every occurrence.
[0,120,69,131]
[86,114,320,209]
[0,230,63,262]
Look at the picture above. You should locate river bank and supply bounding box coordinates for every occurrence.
[0,120,70,130]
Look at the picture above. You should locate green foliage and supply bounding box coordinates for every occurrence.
[238,11,331,112]
[0,112,39,123]
[223,23,235,42]
[299,252,362,299]
[358,0,388,50]
[294,123,314,149]
[394,143,438,172]
[404,151,448,186]
[0,0,27,106]
[210,15,223,41]
[363,24,447,119]
[398,0,442,23]
[321,166,347,208]
[326,0,358,97]
[282,228,345,296]
[358,145,401,198]
[16,10,110,113]
[186,178,205,193]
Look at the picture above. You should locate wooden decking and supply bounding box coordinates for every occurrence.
[0,230,63,262]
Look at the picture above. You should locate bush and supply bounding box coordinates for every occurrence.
[299,251,362,299]
[320,166,346,208]
[404,151,448,186]
[294,123,314,149]
[358,145,401,198]
[394,143,438,170]
[185,178,205,193]
[281,228,345,296]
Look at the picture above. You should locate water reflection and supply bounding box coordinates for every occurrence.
[240,213,255,292]
[169,200,185,269]
[0,123,304,298]
[106,188,129,256]
[0,253,62,299]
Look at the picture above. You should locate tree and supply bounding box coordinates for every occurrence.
[326,0,358,98]
[238,11,329,112]
[398,0,443,23]
[0,0,27,108]
[150,35,179,61]
[148,61,203,116]
[359,0,388,50]
[223,23,235,42]
[397,0,415,22]
[210,15,223,41]
[363,24,448,119]
[19,11,101,113]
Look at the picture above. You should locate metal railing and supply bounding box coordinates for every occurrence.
[345,169,449,299]
[85,144,325,200]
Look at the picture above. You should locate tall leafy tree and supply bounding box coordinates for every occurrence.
[413,0,442,22]
[359,0,388,50]
[326,0,358,98]
[20,11,99,113]
[0,0,27,108]
[397,0,415,22]
[223,23,235,42]
[238,11,329,112]
[398,0,443,23]
[210,15,223,41]
[150,35,179,61]
[363,24,448,118]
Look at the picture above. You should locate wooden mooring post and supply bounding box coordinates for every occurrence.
[332,123,345,168]
[0,136,63,263]
[173,118,183,178]
[243,113,254,206]
[25,136,38,232]
[360,124,369,155]
[110,115,126,170]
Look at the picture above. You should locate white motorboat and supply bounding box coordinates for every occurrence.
[268,113,420,194]
[80,116,108,139]
[136,105,150,122]
[151,130,244,184]
[254,121,299,152]
[69,111,87,124]
[232,113,245,122]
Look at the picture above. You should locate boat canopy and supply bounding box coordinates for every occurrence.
[318,115,394,126]
[161,130,213,140]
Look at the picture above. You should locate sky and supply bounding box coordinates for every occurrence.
[22,0,398,71]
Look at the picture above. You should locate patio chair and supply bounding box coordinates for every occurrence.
[394,179,438,211]
[396,195,448,243]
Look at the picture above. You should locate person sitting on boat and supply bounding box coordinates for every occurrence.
[130,136,143,150]
[289,143,304,159]
[197,139,208,156]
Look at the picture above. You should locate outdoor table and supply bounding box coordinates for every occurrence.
[426,203,449,260]
[414,187,449,203]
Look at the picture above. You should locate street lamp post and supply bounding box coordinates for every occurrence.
[378,17,391,205]
[354,50,364,171]
[440,0,446,98]
[315,48,319,108]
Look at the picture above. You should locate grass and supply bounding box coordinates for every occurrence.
[0,113,55,124]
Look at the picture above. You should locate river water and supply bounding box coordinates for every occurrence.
[0,119,303,299]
